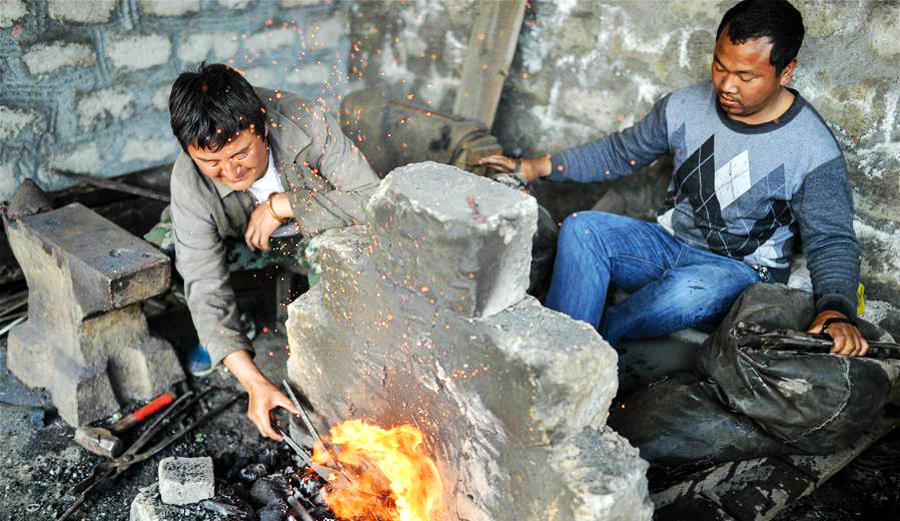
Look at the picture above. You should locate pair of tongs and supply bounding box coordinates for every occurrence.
[276,381,357,487]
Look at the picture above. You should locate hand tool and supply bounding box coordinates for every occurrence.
[74,391,175,457]
[56,388,238,521]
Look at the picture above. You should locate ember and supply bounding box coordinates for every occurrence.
[312,420,444,521]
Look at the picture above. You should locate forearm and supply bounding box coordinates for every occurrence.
[223,350,269,390]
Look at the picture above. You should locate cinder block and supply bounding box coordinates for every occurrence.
[367,162,537,318]
[107,34,171,71]
[22,41,96,76]
[159,457,215,506]
[48,0,116,23]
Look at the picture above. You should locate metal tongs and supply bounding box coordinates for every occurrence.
[277,380,358,487]
[56,388,239,521]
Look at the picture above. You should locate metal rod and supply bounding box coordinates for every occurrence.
[281,380,323,444]
[0,316,25,337]
[55,170,170,203]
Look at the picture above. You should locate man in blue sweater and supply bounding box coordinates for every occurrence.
[481,0,868,357]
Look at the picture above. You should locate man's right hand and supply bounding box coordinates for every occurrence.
[477,155,552,184]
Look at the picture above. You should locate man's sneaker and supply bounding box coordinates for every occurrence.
[186,343,214,377]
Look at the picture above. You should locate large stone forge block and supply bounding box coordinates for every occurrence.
[367,162,537,318]
[287,228,652,520]
[5,203,184,426]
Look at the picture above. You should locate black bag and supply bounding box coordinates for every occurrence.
[609,284,895,465]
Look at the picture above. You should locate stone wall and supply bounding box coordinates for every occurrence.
[0,0,351,201]
[349,0,900,312]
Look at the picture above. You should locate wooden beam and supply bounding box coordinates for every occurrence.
[453,0,527,128]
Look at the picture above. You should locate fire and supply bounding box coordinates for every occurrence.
[312,420,444,521]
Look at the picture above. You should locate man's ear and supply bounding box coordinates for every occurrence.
[779,58,797,87]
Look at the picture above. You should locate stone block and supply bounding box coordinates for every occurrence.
[244,28,297,55]
[870,5,900,56]
[176,32,238,63]
[49,143,103,175]
[48,0,116,24]
[107,34,171,71]
[5,202,183,425]
[367,162,537,318]
[0,0,26,28]
[139,0,200,17]
[76,88,135,129]
[0,105,42,142]
[158,456,215,505]
[22,41,96,76]
[288,215,646,520]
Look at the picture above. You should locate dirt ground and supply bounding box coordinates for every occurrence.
[0,302,295,521]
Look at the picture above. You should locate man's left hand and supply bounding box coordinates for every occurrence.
[245,192,291,251]
[807,310,869,357]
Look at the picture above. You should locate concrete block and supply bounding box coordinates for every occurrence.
[22,41,96,76]
[5,203,183,425]
[0,0,26,28]
[121,137,178,163]
[76,88,135,129]
[139,0,200,17]
[216,0,252,9]
[244,28,297,56]
[107,34,171,71]
[367,162,537,318]
[177,32,238,63]
[48,0,116,23]
[158,456,215,505]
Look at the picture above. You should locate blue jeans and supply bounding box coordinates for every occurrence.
[545,211,761,346]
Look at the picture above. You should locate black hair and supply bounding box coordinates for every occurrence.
[168,62,267,152]
[716,0,804,76]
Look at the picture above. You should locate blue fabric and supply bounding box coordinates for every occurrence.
[548,81,859,318]
[545,211,761,346]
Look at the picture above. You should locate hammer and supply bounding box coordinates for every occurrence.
[74,391,175,457]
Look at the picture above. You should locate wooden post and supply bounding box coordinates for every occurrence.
[453,0,527,128]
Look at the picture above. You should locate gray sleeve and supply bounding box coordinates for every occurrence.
[548,94,671,183]
[793,156,860,319]
[170,184,252,368]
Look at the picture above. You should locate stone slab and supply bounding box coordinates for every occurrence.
[158,456,215,506]
[367,162,537,318]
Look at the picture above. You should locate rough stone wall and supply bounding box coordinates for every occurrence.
[0,0,351,202]
[350,0,900,310]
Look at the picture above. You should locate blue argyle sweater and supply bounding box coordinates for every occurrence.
[549,81,860,319]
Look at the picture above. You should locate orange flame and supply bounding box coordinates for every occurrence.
[312,420,443,521]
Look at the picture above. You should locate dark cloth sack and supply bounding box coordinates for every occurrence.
[610,284,895,465]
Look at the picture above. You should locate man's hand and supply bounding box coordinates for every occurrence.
[245,192,292,251]
[223,350,299,440]
[807,310,869,357]
[477,155,552,184]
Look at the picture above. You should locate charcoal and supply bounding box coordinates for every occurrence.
[289,472,325,501]
[250,474,290,507]
[257,499,289,521]
[240,463,268,482]
[226,457,252,482]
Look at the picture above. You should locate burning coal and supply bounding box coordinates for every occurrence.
[312,420,444,521]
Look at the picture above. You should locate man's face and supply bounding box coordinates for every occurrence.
[187,129,269,192]
[711,30,795,121]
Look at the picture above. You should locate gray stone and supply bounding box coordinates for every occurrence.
[5,203,183,426]
[287,162,649,521]
[5,178,51,220]
[367,162,537,318]
[249,474,290,507]
[158,456,215,506]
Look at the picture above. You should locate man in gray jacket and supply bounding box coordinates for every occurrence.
[166,63,379,439]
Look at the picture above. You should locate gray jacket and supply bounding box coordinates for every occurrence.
[170,88,379,368]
